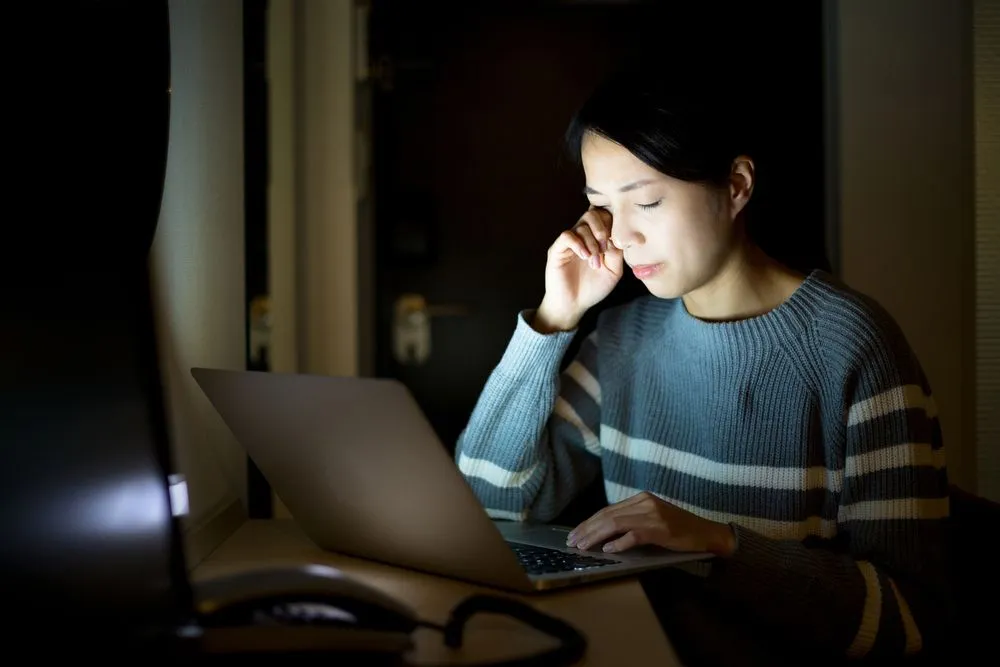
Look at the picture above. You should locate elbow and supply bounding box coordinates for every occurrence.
[457,459,539,521]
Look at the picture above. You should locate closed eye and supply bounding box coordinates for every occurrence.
[637,200,662,210]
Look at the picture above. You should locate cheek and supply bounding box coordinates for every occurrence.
[645,207,719,255]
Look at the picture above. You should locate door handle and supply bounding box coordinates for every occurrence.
[392,293,469,366]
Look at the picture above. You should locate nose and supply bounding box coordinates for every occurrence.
[610,213,644,250]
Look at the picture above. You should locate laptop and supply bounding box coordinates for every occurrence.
[191,368,712,593]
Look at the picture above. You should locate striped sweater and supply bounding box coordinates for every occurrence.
[455,270,952,663]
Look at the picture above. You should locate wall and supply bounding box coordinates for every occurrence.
[832,0,977,491]
[151,0,247,565]
[296,0,359,378]
[268,0,357,377]
[266,0,358,517]
[975,0,1000,502]
[268,0,299,377]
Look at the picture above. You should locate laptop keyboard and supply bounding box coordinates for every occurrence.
[507,541,618,576]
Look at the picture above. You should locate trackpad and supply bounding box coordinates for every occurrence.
[493,521,622,557]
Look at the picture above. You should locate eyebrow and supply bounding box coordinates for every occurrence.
[583,179,655,196]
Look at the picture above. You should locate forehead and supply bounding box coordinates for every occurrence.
[580,133,662,189]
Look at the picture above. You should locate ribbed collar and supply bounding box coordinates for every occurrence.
[667,269,832,348]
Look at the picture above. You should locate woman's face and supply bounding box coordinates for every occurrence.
[580,132,749,299]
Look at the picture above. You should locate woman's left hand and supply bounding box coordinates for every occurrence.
[566,491,737,557]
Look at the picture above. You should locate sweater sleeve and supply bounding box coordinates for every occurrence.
[704,306,953,661]
[454,310,603,522]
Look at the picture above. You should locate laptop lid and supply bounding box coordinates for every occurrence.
[190,368,533,592]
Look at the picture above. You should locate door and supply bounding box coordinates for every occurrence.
[367,2,827,456]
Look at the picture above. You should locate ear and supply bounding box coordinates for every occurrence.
[728,156,755,219]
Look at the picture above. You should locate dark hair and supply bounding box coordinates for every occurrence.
[565,68,751,188]
[564,67,832,275]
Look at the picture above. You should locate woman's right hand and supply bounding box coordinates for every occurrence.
[534,207,624,333]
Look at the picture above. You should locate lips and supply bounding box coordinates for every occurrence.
[629,263,662,280]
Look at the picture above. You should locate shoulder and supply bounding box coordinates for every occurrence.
[807,272,927,388]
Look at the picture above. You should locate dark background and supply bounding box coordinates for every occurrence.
[243,0,828,519]
[368,1,826,451]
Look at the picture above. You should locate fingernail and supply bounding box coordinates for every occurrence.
[589,256,600,269]
[603,543,615,553]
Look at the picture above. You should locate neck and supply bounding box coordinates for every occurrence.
[682,243,805,322]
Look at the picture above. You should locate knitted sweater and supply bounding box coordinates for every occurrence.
[455,270,952,663]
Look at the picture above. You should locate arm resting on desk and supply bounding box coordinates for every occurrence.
[455,311,602,522]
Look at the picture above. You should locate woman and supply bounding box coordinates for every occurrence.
[454,68,952,665]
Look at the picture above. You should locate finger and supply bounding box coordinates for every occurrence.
[567,493,651,545]
[581,209,612,250]
[585,205,613,234]
[602,241,625,276]
[573,513,648,551]
[566,491,655,546]
[550,229,590,261]
[602,530,642,554]
[570,507,651,550]
[573,223,602,269]
[567,507,614,545]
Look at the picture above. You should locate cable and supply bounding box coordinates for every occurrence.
[415,619,447,632]
[413,594,588,667]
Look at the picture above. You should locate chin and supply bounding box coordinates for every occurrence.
[642,279,686,300]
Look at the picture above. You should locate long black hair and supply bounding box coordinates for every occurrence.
[564,66,831,275]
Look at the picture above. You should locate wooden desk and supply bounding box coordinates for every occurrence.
[192,520,681,666]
